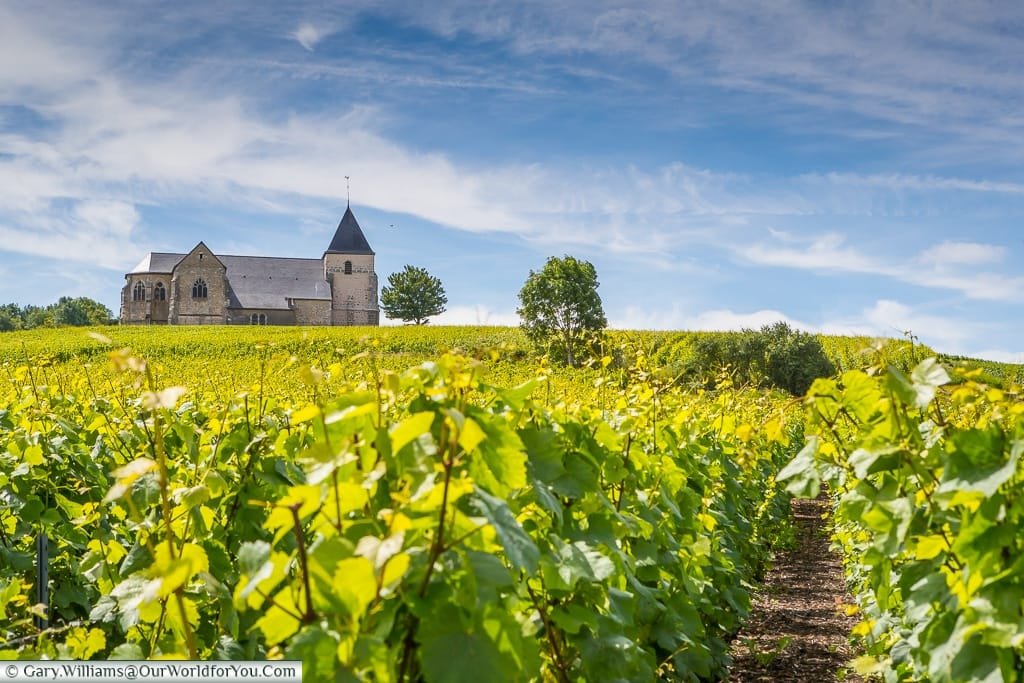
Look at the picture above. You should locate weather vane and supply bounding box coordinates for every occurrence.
[345,176,350,207]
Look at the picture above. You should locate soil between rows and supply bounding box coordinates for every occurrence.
[726,496,864,682]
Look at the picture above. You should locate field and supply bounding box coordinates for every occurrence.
[0,326,1021,682]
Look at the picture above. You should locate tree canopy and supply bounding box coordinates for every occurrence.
[380,265,448,325]
[682,322,835,395]
[517,255,607,366]
[0,297,113,331]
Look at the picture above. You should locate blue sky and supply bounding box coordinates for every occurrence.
[3,1,1024,360]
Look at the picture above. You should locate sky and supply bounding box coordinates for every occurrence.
[3,1,1024,361]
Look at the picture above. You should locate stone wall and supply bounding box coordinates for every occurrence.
[226,309,297,325]
[324,253,379,326]
[169,245,227,325]
[292,299,332,326]
[120,276,171,324]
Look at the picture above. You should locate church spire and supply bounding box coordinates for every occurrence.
[326,205,374,255]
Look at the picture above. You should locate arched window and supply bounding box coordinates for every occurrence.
[153,282,166,301]
[344,260,352,275]
[192,279,208,299]
[250,313,267,325]
[132,281,146,301]
[259,313,267,325]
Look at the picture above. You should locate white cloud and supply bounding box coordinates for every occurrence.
[738,232,879,274]
[969,349,1024,364]
[610,298,987,358]
[857,299,974,348]
[4,2,1024,283]
[0,5,99,93]
[402,2,1024,158]
[0,220,136,270]
[738,231,1024,302]
[432,305,520,326]
[291,22,333,51]
[919,241,1005,267]
[379,305,518,327]
[608,304,809,332]
[73,200,139,238]
[815,173,1024,196]
[685,308,807,332]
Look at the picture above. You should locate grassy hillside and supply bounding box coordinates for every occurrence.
[1,325,1018,390]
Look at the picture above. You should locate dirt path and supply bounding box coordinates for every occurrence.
[727,496,863,682]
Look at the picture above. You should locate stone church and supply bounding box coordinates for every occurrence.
[120,206,379,325]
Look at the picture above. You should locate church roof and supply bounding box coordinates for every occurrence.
[129,252,183,273]
[325,206,374,255]
[221,256,331,310]
[128,252,331,310]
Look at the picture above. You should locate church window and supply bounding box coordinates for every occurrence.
[132,281,146,301]
[344,261,352,274]
[192,279,208,299]
[250,313,267,325]
[154,282,166,301]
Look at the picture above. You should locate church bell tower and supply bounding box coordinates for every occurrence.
[323,205,379,326]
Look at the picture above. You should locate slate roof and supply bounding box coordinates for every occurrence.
[129,253,332,310]
[325,206,374,254]
[221,256,331,310]
[129,252,184,273]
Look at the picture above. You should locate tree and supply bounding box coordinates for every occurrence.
[380,265,447,325]
[517,255,607,366]
[681,322,834,395]
[21,305,49,329]
[49,297,113,327]
[760,321,834,396]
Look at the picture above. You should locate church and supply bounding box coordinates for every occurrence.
[120,206,379,326]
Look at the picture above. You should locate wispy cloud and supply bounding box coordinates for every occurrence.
[609,305,809,333]
[387,2,1024,163]
[737,232,1024,303]
[918,241,1005,267]
[291,22,333,51]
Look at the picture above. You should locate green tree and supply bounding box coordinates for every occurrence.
[682,323,834,395]
[517,255,607,366]
[49,297,113,327]
[760,321,834,395]
[380,265,448,325]
[21,305,49,329]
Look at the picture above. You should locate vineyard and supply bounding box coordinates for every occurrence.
[0,326,1021,682]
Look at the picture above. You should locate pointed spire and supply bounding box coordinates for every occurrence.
[326,205,374,254]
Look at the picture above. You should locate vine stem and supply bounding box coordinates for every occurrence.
[398,421,456,683]
[290,504,318,623]
[526,583,571,683]
[152,397,198,659]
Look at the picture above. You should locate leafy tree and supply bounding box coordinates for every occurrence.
[517,255,607,366]
[0,298,114,331]
[760,321,834,395]
[50,297,113,327]
[51,297,91,326]
[380,265,447,325]
[20,305,49,329]
[681,322,834,395]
